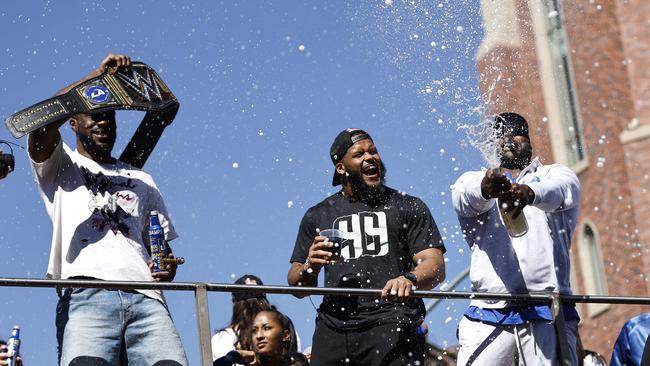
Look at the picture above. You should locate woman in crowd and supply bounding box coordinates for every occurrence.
[214,309,303,366]
[211,274,273,363]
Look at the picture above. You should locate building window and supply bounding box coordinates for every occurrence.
[578,222,609,316]
[584,225,607,295]
[542,0,586,167]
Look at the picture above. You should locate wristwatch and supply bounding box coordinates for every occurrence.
[402,272,418,287]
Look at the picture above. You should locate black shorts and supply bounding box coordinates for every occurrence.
[310,318,425,366]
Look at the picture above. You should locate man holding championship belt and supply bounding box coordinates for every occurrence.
[20,53,187,365]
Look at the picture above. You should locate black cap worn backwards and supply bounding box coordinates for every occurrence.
[494,112,529,139]
[330,128,373,186]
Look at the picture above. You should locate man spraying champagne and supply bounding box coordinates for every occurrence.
[452,112,581,366]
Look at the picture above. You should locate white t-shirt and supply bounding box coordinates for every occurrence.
[211,327,238,362]
[30,140,178,302]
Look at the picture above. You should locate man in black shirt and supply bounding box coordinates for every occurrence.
[288,128,446,366]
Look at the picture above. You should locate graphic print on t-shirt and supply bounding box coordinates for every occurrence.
[333,211,388,260]
[81,166,137,236]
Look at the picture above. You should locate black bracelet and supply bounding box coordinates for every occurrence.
[402,272,418,287]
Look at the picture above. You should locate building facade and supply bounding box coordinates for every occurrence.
[477,0,650,359]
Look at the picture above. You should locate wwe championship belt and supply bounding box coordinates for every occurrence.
[4,62,179,168]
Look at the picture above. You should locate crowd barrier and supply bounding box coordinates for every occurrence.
[1,277,648,366]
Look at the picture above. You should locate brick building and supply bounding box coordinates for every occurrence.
[476,0,650,359]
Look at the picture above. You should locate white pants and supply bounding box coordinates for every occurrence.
[457,316,578,366]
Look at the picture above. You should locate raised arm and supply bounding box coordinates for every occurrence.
[452,170,500,218]
[28,53,131,162]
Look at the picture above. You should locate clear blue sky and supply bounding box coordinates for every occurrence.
[0,1,486,364]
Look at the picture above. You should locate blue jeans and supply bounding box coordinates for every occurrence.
[56,288,188,366]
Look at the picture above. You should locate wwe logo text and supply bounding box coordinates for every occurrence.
[117,67,163,102]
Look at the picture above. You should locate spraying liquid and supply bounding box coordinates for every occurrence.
[458,91,528,237]
[457,78,503,170]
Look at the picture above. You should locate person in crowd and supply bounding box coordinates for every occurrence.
[28,53,187,365]
[214,309,299,366]
[287,352,309,366]
[577,334,607,366]
[583,350,607,366]
[0,339,23,365]
[610,313,650,366]
[0,148,13,179]
[451,112,581,365]
[212,275,274,362]
[288,128,446,365]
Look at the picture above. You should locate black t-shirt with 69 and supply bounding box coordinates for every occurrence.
[290,187,446,330]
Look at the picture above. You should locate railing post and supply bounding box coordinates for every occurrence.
[195,283,212,366]
[551,293,572,366]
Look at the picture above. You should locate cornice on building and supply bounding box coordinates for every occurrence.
[619,118,650,144]
[476,0,522,60]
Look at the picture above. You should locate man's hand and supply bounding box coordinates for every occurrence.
[499,183,535,218]
[304,235,335,274]
[0,343,22,366]
[98,53,131,75]
[149,253,179,282]
[381,275,416,302]
[481,168,511,199]
[287,235,335,291]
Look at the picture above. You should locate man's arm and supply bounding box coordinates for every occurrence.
[381,247,445,301]
[410,247,446,290]
[452,170,498,218]
[287,235,333,296]
[526,164,580,212]
[288,262,318,289]
[28,53,131,163]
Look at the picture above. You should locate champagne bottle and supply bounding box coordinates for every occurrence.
[498,172,529,237]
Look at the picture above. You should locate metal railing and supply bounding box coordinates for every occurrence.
[1,277,649,366]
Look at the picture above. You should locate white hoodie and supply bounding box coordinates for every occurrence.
[451,159,580,309]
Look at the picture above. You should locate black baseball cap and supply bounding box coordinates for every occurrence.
[493,112,529,138]
[231,274,267,303]
[330,128,373,186]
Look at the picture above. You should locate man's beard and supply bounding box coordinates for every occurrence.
[346,160,387,196]
[79,133,114,158]
[500,143,532,170]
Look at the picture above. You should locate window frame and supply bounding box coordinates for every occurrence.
[577,220,610,317]
[537,0,588,172]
